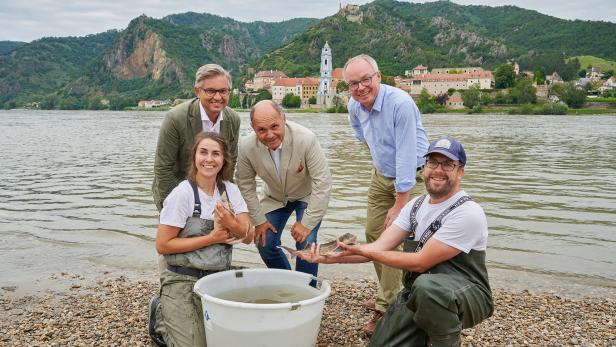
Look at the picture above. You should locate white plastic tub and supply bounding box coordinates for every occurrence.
[193,268,331,347]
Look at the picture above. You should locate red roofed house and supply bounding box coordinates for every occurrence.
[410,71,494,96]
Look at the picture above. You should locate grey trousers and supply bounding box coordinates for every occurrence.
[155,270,207,347]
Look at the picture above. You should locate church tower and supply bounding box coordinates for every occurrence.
[317,42,333,106]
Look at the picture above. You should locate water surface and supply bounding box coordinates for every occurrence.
[1,110,615,296]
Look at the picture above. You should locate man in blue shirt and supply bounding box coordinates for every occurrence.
[344,54,429,334]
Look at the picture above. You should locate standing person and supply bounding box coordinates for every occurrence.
[152,64,241,211]
[344,54,429,333]
[148,132,253,347]
[299,137,493,347]
[235,100,331,278]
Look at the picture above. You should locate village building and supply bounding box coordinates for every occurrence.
[245,70,288,91]
[138,100,169,108]
[271,77,320,106]
[409,65,429,77]
[600,77,616,93]
[446,92,464,109]
[431,67,485,75]
[409,70,494,96]
[546,72,564,85]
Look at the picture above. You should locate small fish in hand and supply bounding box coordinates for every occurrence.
[215,191,243,245]
[278,233,357,258]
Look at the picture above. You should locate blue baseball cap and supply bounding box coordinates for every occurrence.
[424,137,467,166]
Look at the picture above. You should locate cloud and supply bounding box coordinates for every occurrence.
[1,0,614,42]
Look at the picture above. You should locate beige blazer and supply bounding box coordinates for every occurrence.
[235,121,332,230]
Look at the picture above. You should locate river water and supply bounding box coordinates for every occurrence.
[1,110,615,297]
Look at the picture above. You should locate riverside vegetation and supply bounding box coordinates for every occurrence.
[2,0,616,110]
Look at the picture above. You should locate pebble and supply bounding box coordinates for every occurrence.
[1,275,615,346]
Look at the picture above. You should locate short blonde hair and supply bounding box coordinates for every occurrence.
[343,54,379,80]
[194,64,232,89]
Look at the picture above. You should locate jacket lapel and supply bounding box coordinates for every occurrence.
[188,98,203,139]
[279,122,294,192]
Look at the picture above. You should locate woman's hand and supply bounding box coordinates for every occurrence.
[214,201,236,230]
[209,227,235,245]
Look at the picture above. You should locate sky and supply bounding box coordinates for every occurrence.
[1,0,615,42]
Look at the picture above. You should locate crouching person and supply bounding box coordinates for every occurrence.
[299,137,493,347]
[148,132,253,347]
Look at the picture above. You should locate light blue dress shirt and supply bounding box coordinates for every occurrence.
[348,84,429,192]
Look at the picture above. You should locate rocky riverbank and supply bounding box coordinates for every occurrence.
[1,275,615,346]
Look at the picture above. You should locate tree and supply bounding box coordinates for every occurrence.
[416,89,436,114]
[228,92,241,108]
[282,93,301,108]
[336,81,348,93]
[326,95,348,113]
[381,74,395,86]
[509,78,536,104]
[533,69,546,85]
[461,85,481,109]
[604,70,614,80]
[578,69,587,78]
[553,82,586,108]
[447,88,456,96]
[308,96,317,105]
[253,89,272,106]
[494,64,515,89]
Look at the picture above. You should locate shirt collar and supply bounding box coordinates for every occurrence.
[359,83,385,113]
[198,102,224,125]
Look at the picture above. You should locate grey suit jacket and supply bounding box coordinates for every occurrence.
[235,121,331,230]
[152,98,240,210]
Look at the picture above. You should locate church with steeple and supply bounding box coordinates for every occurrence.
[317,42,336,108]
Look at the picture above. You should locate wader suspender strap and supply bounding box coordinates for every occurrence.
[409,194,472,252]
[187,179,228,217]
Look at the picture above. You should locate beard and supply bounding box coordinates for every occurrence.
[424,174,456,200]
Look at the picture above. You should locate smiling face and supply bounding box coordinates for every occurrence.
[194,74,230,118]
[194,138,225,180]
[251,101,286,150]
[422,153,465,203]
[344,58,381,110]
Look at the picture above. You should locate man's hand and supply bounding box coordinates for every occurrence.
[384,205,403,229]
[297,244,339,264]
[290,221,311,244]
[254,220,277,247]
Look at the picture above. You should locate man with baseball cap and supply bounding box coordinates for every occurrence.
[299,136,493,346]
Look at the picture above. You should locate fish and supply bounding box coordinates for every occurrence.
[214,191,244,245]
[277,233,358,258]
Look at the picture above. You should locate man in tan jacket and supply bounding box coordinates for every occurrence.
[236,100,331,277]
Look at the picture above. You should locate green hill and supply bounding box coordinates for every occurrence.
[2,0,616,109]
[255,0,616,77]
[0,14,317,109]
[0,41,26,54]
[570,55,616,72]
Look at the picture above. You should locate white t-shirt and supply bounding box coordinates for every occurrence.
[393,190,488,253]
[160,180,248,228]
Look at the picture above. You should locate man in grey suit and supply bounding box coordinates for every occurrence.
[236,100,331,277]
[152,64,241,211]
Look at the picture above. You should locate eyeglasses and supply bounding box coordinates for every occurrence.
[199,87,230,97]
[425,159,459,172]
[348,72,378,90]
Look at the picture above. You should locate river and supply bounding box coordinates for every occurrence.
[1,110,615,297]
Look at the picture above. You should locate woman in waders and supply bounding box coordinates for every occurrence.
[148,132,253,347]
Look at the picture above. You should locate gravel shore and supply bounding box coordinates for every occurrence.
[1,275,615,347]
